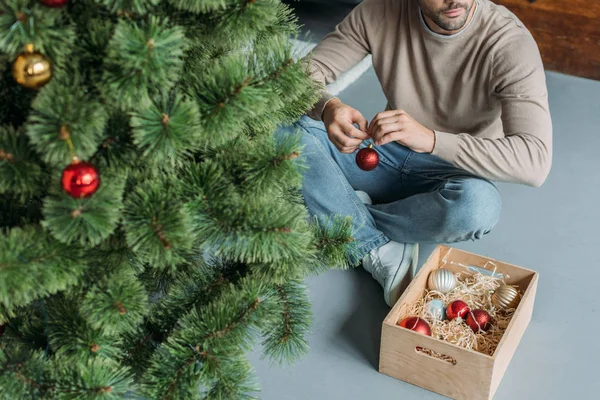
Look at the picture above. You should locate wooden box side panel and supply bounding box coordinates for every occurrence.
[436,247,536,291]
[489,273,539,397]
[380,322,494,400]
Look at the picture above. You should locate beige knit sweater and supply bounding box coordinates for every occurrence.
[303,0,552,187]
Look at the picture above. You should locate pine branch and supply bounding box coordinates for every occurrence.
[310,214,358,271]
[122,181,196,268]
[102,16,187,110]
[95,0,160,15]
[259,280,312,366]
[80,261,149,337]
[0,125,47,201]
[26,74,108,167]
[238,130,307,195]
[129,90,201,168]
[200,355,259,400]
[0,227,86,322]
[0,0,76,64]
[46,294,123,360]
[42,169,126,246]
[52,358,135,398]
[182,50,270,147]
[167,0,235,14]
[149,265,229,334]
[92,111,138,172]
[0,346,55,398]
[142,276,275,399]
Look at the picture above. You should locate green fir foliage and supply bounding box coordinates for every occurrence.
[123,181,195,268]
[0,0,359,397]
[27,75,108,166]
[0,0,76,64]
[42,169,126,246]
[130,90,201,167]
[95,0,160,15]
[102,16,187,109]
[0,125,46,200]
[260,280,312,365]
[0,227,86,321]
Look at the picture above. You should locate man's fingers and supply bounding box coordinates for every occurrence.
[353,111,369,134]
[378,131,406,146]
[368,109,406,132]
[340,120,369,140]
[329,127,363,152]
[331,126,364,146]
[372,122,404,142]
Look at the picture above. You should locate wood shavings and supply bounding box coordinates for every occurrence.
[398,271,520,356]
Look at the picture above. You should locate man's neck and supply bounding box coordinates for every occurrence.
[422,1,478,36]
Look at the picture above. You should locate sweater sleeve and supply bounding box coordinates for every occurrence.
[301,0,386,121]
[431,33,553,187]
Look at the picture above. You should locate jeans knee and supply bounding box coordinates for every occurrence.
[440,178,502,240]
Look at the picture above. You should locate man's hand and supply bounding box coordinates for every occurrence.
[322,98,370,154]
[368,109,435,153]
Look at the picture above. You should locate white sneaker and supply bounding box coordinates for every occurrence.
[362,241,419,307]
[355,190,419,306]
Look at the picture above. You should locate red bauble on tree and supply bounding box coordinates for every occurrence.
[466,309,492,333]
[356,143,379,171]
[446,300,470,320]
[40,0,69,7]
[397,317,432,336]
[61,160,100,198]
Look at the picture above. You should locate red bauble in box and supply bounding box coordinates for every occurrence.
[40,0,69,7]
[356,143,379,171]
[397,317,432,336]
[61,160,100,198]
[446,300,470,320]
[466,309,492,333]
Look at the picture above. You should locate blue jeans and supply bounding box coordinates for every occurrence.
[274,115,502,266]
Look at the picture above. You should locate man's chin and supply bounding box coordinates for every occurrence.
[437,17,468,32]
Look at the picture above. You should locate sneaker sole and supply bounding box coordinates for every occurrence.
[384,243,419,307]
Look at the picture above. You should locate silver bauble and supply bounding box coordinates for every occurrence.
[427,268,457,293]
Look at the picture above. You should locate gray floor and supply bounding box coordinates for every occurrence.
[248,2,600,399]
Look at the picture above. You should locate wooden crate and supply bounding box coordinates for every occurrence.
[379,245,539,400]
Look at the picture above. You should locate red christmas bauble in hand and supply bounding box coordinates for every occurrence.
[356,143,379,171]
[61,160,100,198]
[466,309,492,333]
[446,300,470,320]
[40,0,68,7]
[397,317,432,336]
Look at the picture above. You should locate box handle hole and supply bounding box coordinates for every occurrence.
[415,346,457,365]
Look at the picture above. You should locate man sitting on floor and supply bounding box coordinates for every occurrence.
[276,0,552,306]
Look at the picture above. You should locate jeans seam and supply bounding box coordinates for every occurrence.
[401,150,415,174]
[349,233,389,266]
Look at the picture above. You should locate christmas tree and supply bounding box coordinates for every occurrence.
[0,0,357,397]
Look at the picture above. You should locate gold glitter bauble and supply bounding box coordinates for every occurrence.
[12,44,52,89]
[491,284,520,310]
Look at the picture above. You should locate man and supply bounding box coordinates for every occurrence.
[276,0,552,306]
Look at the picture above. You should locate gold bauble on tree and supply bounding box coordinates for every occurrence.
[12,44,52,89]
